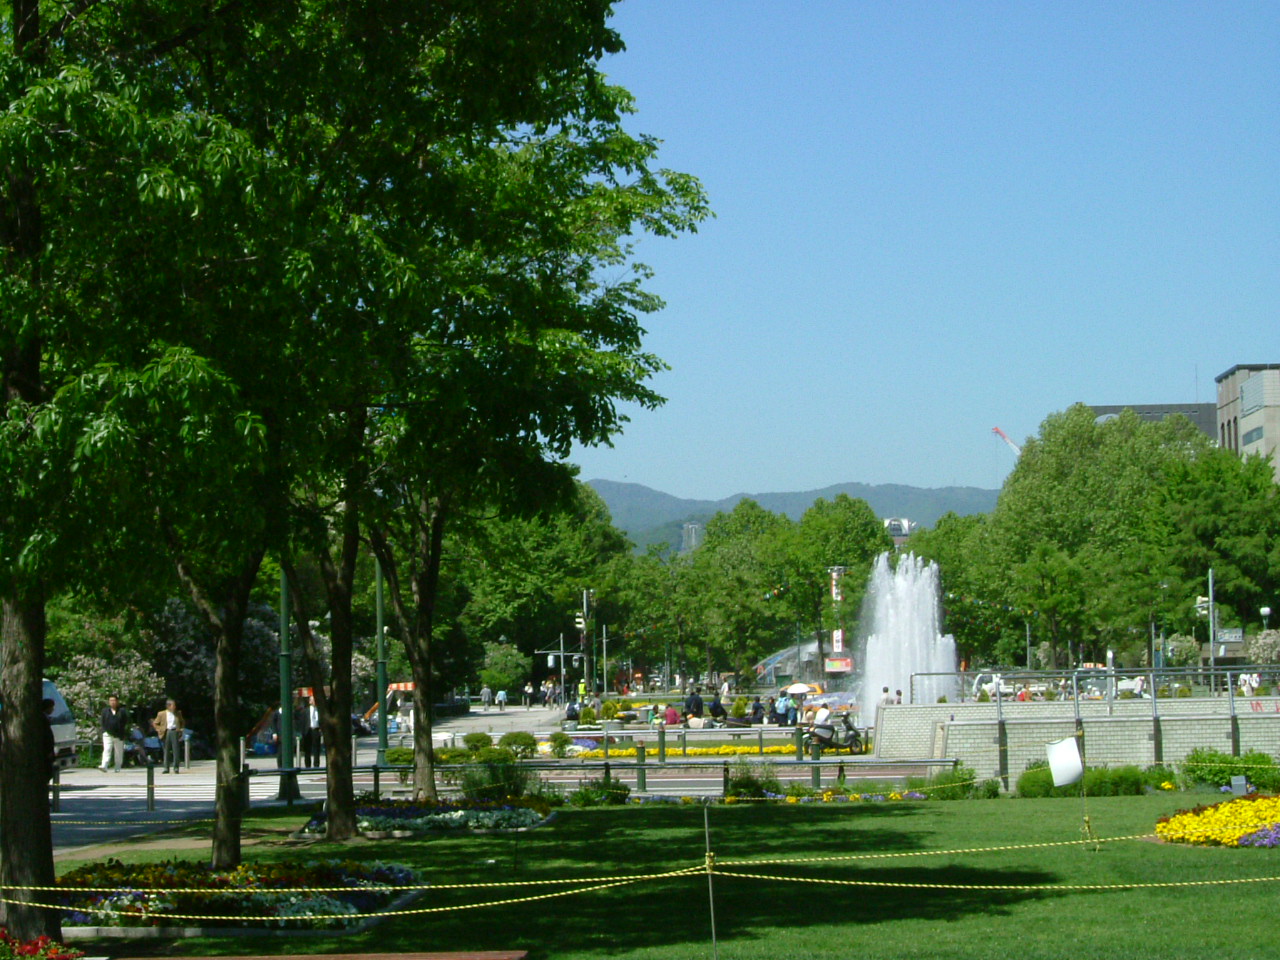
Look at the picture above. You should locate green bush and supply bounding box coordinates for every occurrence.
[567,776,630,806]
[725,759,782,799]
[1176,685,1192,697]
[460,758,541,803]
[384,746,414,766]
[976,689,991,703]
[1042,689,1057,701]
[911,765,985,801]
[498,731,538,758]
[548,732,573,758]
[1018,761,1146,798]
[578,706,597,725]
[601,700,619,720]
[1118,690,1135,700]
[433,747,472,765]
[463,732,493,752]
[1143,764,1180,790]
[1182,748,1280,791]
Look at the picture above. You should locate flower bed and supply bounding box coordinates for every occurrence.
[0,930,82,960]
[573,743,798,759]
[1155,794,1280,847]
[56,858,420,929]
[303,797,552,838]
[633,790,927,805]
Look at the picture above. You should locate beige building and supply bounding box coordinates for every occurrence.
[1216,364,1280,483]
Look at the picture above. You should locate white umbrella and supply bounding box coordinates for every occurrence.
[784,682,814,695]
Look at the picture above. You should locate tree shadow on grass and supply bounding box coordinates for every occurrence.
[92,804,1056,958]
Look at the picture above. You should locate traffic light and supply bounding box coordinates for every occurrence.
[1194,596,1210,617]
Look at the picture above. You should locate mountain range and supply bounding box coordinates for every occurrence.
[587,479,1000,550]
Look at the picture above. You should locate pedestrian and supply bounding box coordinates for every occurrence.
[152,698,185,773]
[496,689,508,712]
[684,686,704,720]
[786,695,799,727]
[895,689,903,705]
[99,695,129,772]
[480,684,493,711]
[524,681,534,709]
[296,694,322,768]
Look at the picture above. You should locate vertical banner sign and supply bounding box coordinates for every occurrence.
[832,628,844,653]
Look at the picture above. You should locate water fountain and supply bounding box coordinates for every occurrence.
[856,552,958,707]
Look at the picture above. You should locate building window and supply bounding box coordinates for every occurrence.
[1242,426,1265,447]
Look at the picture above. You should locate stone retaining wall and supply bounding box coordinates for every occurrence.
[876,696,1280,782]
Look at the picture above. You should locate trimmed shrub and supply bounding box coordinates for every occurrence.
[1018,761,1146,798]
[498,731,538,759]
[568,776,630,806]
[1182,747,1280,792]
[725,759,782,799]
[601,700,619,720]
[463,732,493,752]
[460,750,538,802]
[385,746,413,766]
[578,706,597,725]
[433,747,471,765]
[548,732,573,758]
[731,697,749,718]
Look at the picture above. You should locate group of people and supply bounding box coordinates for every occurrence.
[96,696,187,773]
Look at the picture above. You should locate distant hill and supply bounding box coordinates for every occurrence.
[588,479,999,551]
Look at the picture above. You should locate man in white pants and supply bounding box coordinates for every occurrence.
[99,695,129,771]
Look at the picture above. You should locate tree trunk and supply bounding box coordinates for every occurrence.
[170,547,262,870]
[0,593,60,941]
[211,614,244,868]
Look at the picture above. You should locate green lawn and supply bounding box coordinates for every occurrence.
[68,794,1280,960]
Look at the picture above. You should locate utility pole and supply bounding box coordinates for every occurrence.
[277,572,300,801]
[375,560,388,766]
[1208,568,1217,692]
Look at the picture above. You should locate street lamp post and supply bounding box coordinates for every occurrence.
[1263,606,1272,632]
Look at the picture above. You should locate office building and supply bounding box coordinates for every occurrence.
[1216,364,1280,484]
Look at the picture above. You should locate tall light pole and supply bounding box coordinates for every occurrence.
[375,559,388,766]
[1263,606,1272,632]
[277,571,300,801]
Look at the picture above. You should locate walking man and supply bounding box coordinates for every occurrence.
[99,695,129,772]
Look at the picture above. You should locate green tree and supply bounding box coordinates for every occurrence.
[479,641,528,693]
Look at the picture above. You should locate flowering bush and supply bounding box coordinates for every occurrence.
[56,858,420,928]
[0,930,82,960]
[1156,794,1280,847]
[305,797,552,837]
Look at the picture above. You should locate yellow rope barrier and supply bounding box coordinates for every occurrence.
[711,869,1280,892]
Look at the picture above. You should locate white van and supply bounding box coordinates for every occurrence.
[44,679,78,768]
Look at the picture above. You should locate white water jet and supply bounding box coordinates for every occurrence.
[856,552,958,708]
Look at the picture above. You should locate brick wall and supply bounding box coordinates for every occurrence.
[875,697,1280,779]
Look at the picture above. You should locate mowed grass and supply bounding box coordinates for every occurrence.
[70,794,1280,960]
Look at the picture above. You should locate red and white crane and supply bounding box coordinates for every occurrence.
[992,426,1021,457]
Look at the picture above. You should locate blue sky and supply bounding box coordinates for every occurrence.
[567,1,1278,501]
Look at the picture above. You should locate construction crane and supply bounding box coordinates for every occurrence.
[992,426,1021,457]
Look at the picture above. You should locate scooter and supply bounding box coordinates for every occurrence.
[803,713,863,754]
